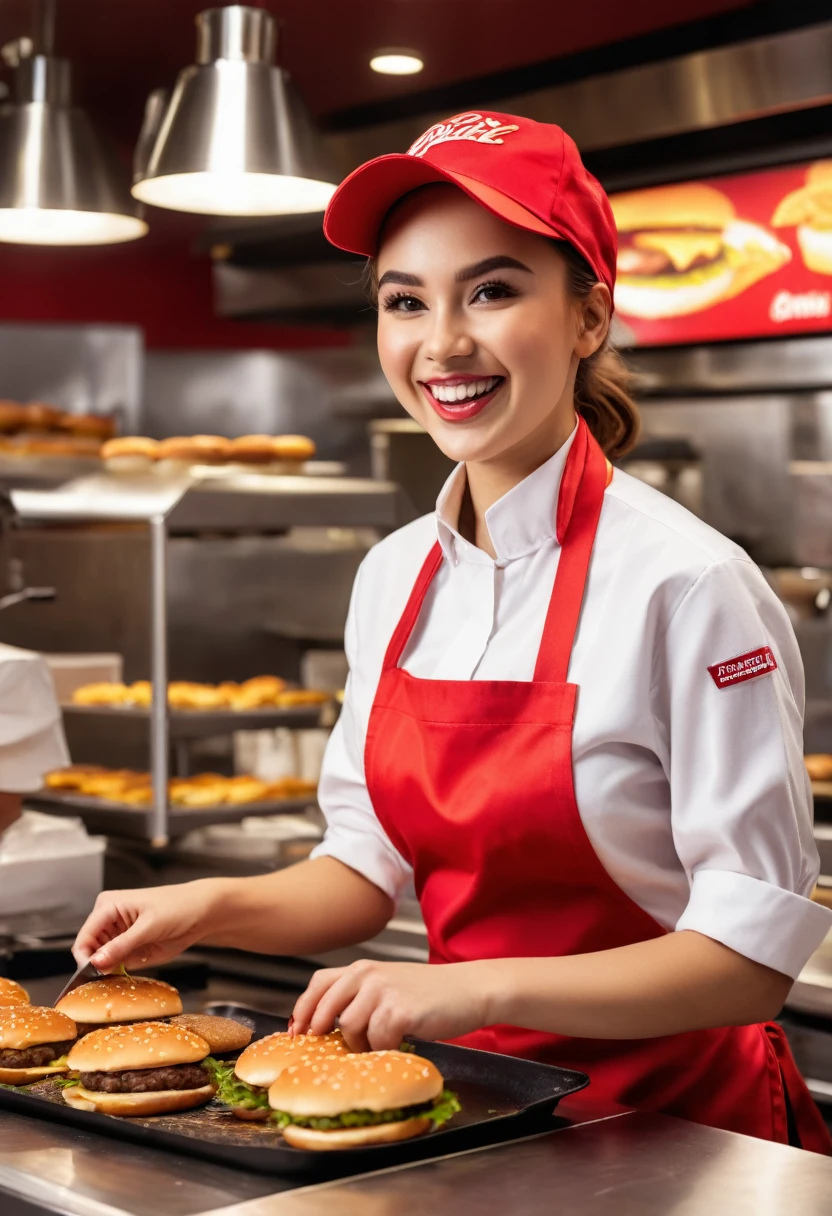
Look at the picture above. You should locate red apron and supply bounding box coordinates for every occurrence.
[364,418,831,1153]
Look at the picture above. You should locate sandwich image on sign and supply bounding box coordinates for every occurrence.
[61,1021,216,1116]
[267,1050,461,1151]
[772,162,832,273]
[209,1029,351,1120]
[0,1005,77,1084]
[0,977,30,1005]
[55,975,182,1034]
[611,182,790,318]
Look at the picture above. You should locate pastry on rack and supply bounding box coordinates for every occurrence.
[45,764,108,790]
[224,776,271,805]
[275,689,330,708]
[57,413,116,440]
[227,675,287,710]
[168,681,230,710]
[22,402,64,431]
[0,401,27,433]
[271,435,316,462]
[156,435,232,465]
[77,770,150,798]
[71,682,131,706]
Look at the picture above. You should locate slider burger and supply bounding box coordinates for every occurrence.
[0,977,29,1005]
[611,183,739,319]
[0,1005,77,1084]
[210,1029,351,1120]
[62,1021,215,1116]
[268,1050,460,1151]
[55,974,182,1035]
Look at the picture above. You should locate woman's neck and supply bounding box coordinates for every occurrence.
[458,408,577,558]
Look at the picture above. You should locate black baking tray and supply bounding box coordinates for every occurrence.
[0,1002,588,1179]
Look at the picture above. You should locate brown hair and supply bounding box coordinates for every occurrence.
[556,242,640,460]
[366,218,641,461]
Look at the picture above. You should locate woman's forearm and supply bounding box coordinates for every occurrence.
[202,857,395,956]
[483,930,792,1039]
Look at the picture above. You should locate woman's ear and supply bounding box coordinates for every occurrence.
[574,283,612,358]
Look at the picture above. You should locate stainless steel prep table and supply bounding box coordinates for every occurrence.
[2,1099,832,1216]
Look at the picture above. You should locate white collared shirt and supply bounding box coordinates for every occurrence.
[0,644,68,792]
[313,428,831,979]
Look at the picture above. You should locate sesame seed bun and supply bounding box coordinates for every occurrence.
[56,976,182,1025]
[282,1116,432,1151]
[0,977,29,1005]
[611,183,736,233]
[169,1013,252,1054]
[0,1005,76,1049]
[66,1021,209,1072]
[268,1051,443,1119]
[63,1083,215,1117]
[235,1030,350,1088]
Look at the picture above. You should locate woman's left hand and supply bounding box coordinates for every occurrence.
[290,958,496,1051]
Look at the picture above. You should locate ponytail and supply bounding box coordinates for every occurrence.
[557,242,641,461]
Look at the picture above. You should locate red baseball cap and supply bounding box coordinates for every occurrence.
[323,110,617,295]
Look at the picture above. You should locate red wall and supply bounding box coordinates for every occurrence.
[0,240,349,351]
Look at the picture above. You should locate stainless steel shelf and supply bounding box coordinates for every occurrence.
[61,700,338,737]
[29,790,317,840]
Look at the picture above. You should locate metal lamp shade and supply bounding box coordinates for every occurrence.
[133,7,336,217]
[0,58,147,246]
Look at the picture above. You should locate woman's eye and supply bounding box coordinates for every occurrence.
[383,293,425,313]
[472,280,516,304]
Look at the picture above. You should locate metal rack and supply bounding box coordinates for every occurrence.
[12,466,411,845]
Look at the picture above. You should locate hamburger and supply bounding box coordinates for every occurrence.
[0,977,29,1005]
[55,975,182,1035]
[611,183,740,318]
[62,1021,215,1116]
[0,1005,77,1084]
[210,1029,351,1120]
[772,161,832,274]
[267,1050,460,1151]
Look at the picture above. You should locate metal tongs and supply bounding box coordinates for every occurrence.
[53,958,103,1006]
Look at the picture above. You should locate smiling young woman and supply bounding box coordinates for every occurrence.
[72,112,832,1153]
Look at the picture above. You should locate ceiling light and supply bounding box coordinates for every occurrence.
[370,50,424,76]
[133,6,336,217]
[0,55,147,246]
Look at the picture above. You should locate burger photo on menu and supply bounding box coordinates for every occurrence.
[266,1050,461,1151]
[772,161,832,273]
[0,1006,77,1085]
[60,1021,216,1116]
[208,1028,352,1120]
[611,182,790,318]
[55,974,182,1034]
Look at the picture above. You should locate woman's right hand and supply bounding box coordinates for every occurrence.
[72,878,225,972]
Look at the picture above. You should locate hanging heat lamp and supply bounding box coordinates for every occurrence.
[0,7,147,246]
[132,5,336,217]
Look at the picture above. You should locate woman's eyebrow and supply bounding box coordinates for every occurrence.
[455,255,533,281]
[377,270,423,288]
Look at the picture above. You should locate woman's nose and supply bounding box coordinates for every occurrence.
[422,308,475,363]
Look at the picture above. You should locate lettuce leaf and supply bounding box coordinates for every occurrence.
[203,1057,269,1111]
[270,1089,461,1131]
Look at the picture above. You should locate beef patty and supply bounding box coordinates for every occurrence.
[0,1040,75,1069]
[79,1063,210,1093]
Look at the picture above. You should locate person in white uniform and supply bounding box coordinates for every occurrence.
[0,643,68,833]
[72,112,832,1148]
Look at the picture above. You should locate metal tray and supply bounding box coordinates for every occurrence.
[61,702,337,737]
[28,791,317,839]
[0,1002,589,1179]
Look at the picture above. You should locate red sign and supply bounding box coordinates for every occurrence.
[707,646,778,690]
[610,161,832,346]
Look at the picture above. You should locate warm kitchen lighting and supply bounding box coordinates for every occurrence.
[370,50,424,76]
[0,55,146,246]
[132,6,336,217]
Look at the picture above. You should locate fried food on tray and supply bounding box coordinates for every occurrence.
[168,681,229,711]
[71,682,131,707]
[227,675,287,710]
[78,770,150,799]
[44,766,317,808]
[224,777,271,805]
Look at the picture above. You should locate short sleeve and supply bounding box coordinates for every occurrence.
[651,557,831,978]
[311,560,413,901]
[0,649,69,792]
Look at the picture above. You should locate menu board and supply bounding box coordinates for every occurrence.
[609,160,832,347]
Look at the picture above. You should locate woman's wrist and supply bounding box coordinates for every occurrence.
[191,876,241,943]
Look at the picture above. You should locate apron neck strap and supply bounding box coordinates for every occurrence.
[533,418,608,682]
[382,417,608,678]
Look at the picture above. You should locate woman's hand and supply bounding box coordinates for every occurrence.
[291,958,497,1051]
[72,879,226,971]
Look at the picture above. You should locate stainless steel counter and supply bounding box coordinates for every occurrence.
[2,1101,832,1216]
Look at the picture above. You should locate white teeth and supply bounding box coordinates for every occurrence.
[428,376,499,404]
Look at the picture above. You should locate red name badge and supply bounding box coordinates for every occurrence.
[708,646,777,690]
